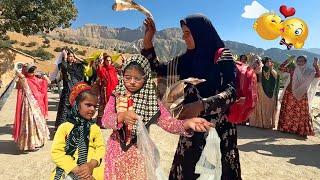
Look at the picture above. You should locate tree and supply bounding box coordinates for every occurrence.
[0,0,78,35]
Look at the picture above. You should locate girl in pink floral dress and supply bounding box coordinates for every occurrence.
[101,55,212,180]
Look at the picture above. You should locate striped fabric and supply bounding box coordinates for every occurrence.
[218,49,235,61]
[167,57,180,87]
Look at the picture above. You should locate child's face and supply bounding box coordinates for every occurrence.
[78,95,98,120]
[123,68,146,93]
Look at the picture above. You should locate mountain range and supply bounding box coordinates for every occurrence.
[49,24,320,64]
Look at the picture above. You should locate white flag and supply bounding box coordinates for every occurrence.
[112,0,153,19]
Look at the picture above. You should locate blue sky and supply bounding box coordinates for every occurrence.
[72,0,319,49]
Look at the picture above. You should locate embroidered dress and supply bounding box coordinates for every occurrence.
[96,64,119,126]
[13,76,50,151]
[141,14,241,180]
[277,59,320,136]
[249,65,279,129]
[102,55,190,180]
[55,60,84,128]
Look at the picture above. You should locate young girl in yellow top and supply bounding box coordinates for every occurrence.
[51,82,105,180]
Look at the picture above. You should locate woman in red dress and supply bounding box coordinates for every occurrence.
[96,53,119,126]
[278,56,320,137]
[13,64,50,151]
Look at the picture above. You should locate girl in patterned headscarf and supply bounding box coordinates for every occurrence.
[101,54,212,180]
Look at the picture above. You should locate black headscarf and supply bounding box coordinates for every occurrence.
[261,57,279,98]
[178,14,225,98]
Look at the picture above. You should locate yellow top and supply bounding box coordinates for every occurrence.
[50,122,105,180]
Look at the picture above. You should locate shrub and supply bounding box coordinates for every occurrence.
[32,48,54,60]
[18,48,54,60]
[0,40,12,48]
[10,40,18,44]
[20,42,26,46]
[41,44,50,48]
[43,38,50,44]
[54,47,63,52]
[76,50,86,56]
[26,41,37,47]
[1,35,10,41]
[68,47,78,53]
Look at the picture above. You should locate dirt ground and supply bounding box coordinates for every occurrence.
[0,90,319,180]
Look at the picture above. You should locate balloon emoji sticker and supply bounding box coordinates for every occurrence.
[242,1,308,50]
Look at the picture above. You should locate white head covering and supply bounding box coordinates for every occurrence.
[50,51,64,81]
[292,64,316,100]
[250,54,263,74]
[291,56,320,114]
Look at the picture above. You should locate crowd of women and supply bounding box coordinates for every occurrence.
[240,53,319,137]
[11,14,320,180]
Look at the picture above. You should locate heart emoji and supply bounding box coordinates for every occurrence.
[280,5,296,18]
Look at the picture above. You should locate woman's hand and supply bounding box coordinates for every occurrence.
[287,55,295,63]
[62,50,68,61]
[270,62,274,69]
[15,70,24,79]
[117,110,139,125]
[183,117,213,132]
[143,17,156,49]
[42,74,51,84]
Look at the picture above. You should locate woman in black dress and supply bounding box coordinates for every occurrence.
[141,14,241,180]
[54,50,85,129]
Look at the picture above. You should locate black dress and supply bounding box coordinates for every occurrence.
[141,46,241,180]
[142,14,241,180]
[55,60,84,128]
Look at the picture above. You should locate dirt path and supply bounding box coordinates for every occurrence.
[0,90,319,180]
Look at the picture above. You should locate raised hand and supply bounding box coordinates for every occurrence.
[143,17,156,49]
[62,49,68,61]
[15,70,25,78]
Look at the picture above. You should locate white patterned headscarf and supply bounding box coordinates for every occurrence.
[114,55,160,124]
[292,56,318,101]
